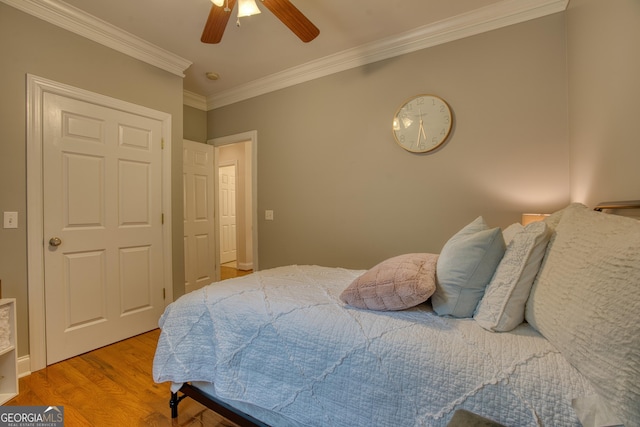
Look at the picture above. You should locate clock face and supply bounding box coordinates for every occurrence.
[392,95,452,153]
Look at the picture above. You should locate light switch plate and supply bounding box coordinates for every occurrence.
[265,210,274,221]
[3,212,18,229]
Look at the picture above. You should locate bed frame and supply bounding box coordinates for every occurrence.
[170,383,267,426]
[166,200,640,426]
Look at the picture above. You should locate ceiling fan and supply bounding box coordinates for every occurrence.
[201,0,320,44]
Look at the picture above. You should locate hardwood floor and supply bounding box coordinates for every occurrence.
[6,268,257,426]
[7,329,238,427]
[220,265,252,281]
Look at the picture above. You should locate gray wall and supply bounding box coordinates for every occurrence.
[0,3,185,356]
[184,105,208,143]
[567,0,640,206]
[2,0,638,363]
[209,14,570,270]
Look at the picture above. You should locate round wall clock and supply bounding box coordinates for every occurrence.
[392,94,453,153]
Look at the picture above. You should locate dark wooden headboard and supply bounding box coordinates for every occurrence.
[594,200,640,211]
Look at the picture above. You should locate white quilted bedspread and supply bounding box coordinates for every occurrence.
[153,265,594,427]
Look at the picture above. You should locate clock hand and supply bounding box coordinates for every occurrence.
[416,120,427,148]
[416,108,427,148]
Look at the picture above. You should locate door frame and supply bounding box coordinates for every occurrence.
[26,74,173,372]
[211,131,258,279]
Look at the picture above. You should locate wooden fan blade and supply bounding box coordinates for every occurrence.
[201,0,237,44]
[261,0,319,43]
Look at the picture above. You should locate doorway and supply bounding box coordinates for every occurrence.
[211,131,258,280]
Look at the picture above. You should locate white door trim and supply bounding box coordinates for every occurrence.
[26,74,173,372]
[210,131,258,278]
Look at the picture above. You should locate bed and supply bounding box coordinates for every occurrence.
[153,201,640,427]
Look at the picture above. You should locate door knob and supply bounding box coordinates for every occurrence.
[49,237,62,247]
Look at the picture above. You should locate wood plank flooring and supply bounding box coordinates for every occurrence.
[6,267,255,426]
[6,329,240,427]
[7,329,239,427]
[220,265,252,281]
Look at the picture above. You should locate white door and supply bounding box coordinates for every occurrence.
[219,165,237,264]
[183,140,216,294]
[42,92,165,364]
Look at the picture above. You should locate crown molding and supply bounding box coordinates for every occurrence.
[208,0,568,110]
[183,90,208,111]
[2,0,567,109]
[1,0,191,77]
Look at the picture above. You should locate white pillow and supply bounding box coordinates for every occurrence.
[526,203,640,426]
[502,222,524,245]
[432,216,506,318]
[542,203,582,230]
[474,221,551,332]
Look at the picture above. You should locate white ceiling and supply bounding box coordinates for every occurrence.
[4,0,568,109]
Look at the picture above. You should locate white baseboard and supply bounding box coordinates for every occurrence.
[18,355,32,378]
[237,262,253,271]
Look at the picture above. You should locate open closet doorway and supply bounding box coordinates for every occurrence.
[212,131,258,281]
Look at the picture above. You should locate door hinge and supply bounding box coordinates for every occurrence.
[161,213,164,224]
[161,138,165,149]
[163,288,166,300]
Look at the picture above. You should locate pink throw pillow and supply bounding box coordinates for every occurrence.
[340,253,438,311]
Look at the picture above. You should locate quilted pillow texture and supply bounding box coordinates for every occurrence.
[432,216,506,317]
[526,203,640,426]
[340,253,438,311]
[542,202,584,231]
[501,222,524,245]
[474,221,551,332]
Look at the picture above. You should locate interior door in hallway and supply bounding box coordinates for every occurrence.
[219,164,237,264]
[42,92,166,364]
[183,140,216,294]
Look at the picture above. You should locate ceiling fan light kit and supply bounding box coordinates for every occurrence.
[237,0,261,17]
[202,0,319,44]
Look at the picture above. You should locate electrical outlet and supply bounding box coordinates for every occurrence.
[3,212,18,229]
[265,210,274,221]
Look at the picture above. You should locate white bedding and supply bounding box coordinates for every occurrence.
[153,264,595,426]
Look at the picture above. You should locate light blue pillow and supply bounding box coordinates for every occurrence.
[432,216,506,317]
